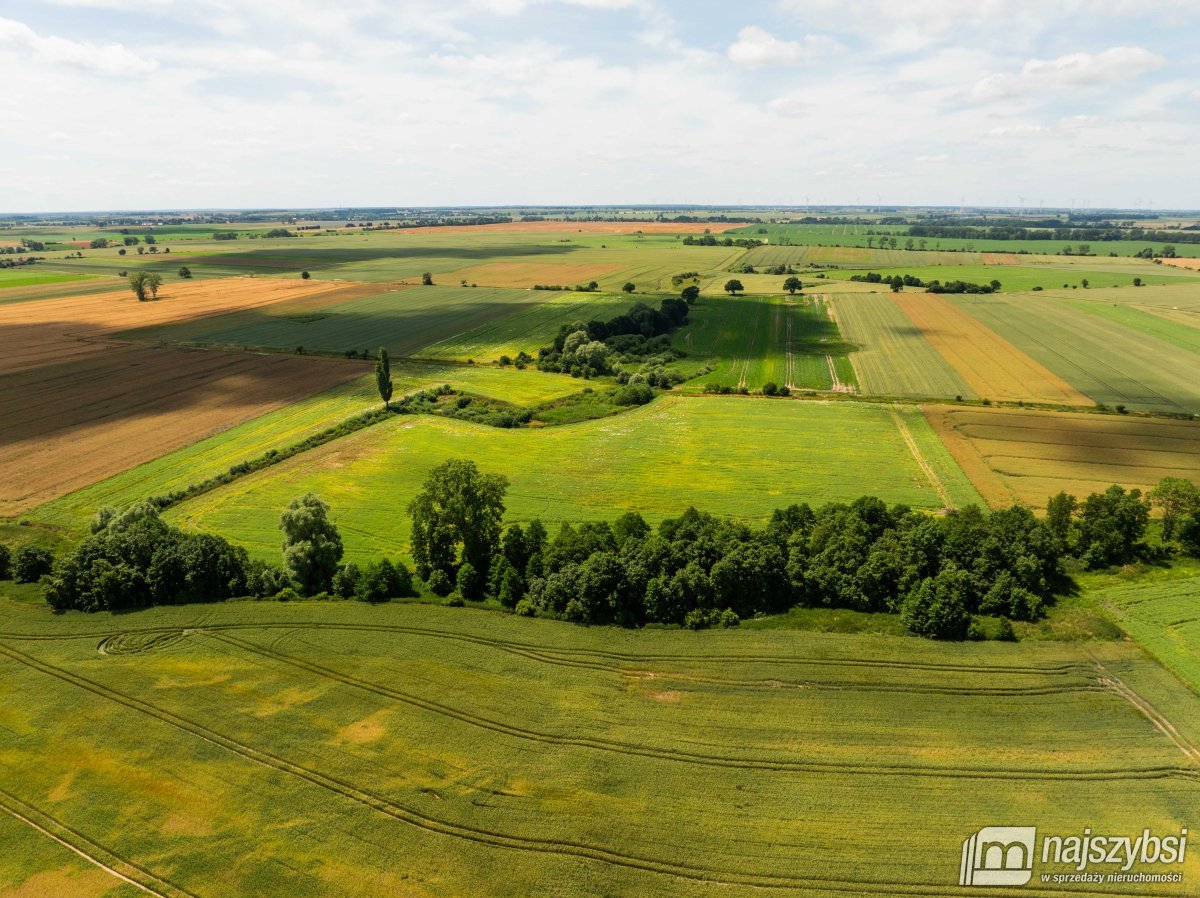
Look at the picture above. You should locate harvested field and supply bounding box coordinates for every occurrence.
[980,253,1022,264]
[0,346,361,515]
[0,277,379,375]
[828,293,975,399]
[923,404,1200,508]
[438,261,624,288]
[1160,257,1200,270]
[387,220,742,236]
[894,294,1093,406]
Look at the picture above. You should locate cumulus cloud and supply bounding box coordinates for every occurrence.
[0,16,156,75]
[728,26,841,67]
[968,46,1163,102]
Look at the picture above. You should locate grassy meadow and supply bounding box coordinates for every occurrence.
[166,396,982,564]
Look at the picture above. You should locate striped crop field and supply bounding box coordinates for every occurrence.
[828,293,976,399]
[0,600,1197,897]
[956,294,1200,415]
[894,295,1092,406]
[675,294,854,392]
[923,405,1200,508]
[167,396,980,564]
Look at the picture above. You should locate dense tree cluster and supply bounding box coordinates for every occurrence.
[849,272,1001,294]
[536,298,689,377]
[681,235,764,248]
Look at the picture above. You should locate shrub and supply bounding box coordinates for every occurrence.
[995,617,1017,641]
[274,586,300,602]
[612,384,654,406]
[14,547,54,583]
[0,543,10,580]
[331,562,361,599]
[444,594,465,607]
[515,597,537,617]
[246,560,286,598]
[427,569,452,597]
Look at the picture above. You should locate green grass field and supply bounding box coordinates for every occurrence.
[0,598,1197,897]
[31,364,584,533]
[0,269,96,291]
[674,294,853,392]
[956,294,1200,414]
[828,293,977,399]
[167,396,981,564]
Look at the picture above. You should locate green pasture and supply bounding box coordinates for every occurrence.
[31,364,584,534]
[167,396,980,564]
[828,294,976,399]
[957,294,1200,415]
[0,269,96,290]
[0,599,1196,897]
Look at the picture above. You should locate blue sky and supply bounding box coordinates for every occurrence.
[1,0,1197,211]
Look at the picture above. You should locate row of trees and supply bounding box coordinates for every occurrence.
[849,272,1001,294]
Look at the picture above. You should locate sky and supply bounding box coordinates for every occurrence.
[1,0,1198,212]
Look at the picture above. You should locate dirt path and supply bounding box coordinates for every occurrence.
[784,305,796,390]
[1091,656,1200,767]
[0,787,196,897]
[890,405,954,510]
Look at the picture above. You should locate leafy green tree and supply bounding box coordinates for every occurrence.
[455,561,480,600]
[331,563,361,598]
[422,272,434,286]
[0,543,9,580]
[900,565,971,639]
[301,270,311,279]
[783,276,802,294]
[1045,491,1076,548]
[279,493,344,594]
[1148,477,1200,543]
[408,459,509,585]
[356,559,414,602]
[13,547,53,583]
[723,279,743,295]
[178,266,192,278]
[375,347,393,409]
[1075,485,1149,569]
[622,282,636,293]
[681,285,700,304]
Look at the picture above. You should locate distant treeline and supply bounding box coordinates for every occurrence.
[904,224,1200,245]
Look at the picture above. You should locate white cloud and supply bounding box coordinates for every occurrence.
[766,96,806,117]
[0,16,157,75]
[968,46,1163,102]
[727,26,840,67]
[915,153,949,162]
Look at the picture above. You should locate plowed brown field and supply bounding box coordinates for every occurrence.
[0,277,378,374]
[924,404,1200,508]
[894,294,1092,406]
[0,345,361,515]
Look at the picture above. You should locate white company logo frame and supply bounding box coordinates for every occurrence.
[960,826,1037,886]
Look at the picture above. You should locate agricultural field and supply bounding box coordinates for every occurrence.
[893,295,1092,406]
[820,262,1194,292]
[155,286,555,358]
[421,291,633,362]
[0,346,362,516]
[675,294,855,392]
[168,396,980,564]
[827,293,976,399]
[924,405,1200,508]
[0,276,378,374]
[0,600,1198,897]
[0,269,97,291]
[958,294,1200,415]
[30,362,585,533]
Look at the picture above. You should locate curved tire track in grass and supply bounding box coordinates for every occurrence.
[207,632,1188,783]
[0,641,1159,898]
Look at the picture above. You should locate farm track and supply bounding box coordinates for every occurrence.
[0,640,1124,898]
[890,406,954,509]
[1092,656,1200,767]
[0,786,198,898]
